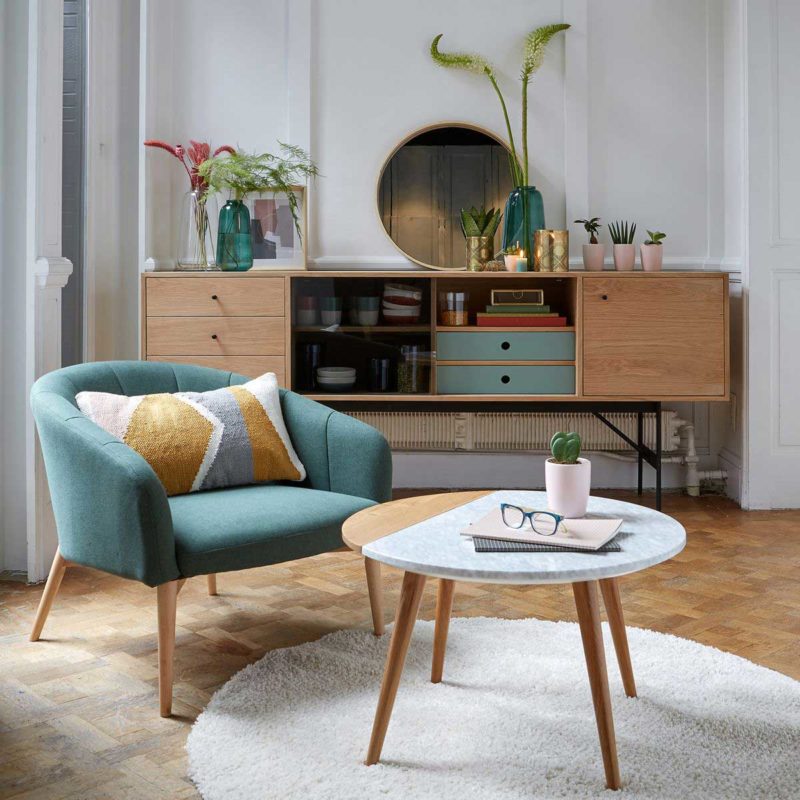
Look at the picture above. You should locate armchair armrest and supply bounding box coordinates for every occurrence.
[280,390,392,503]
[31,392,179,587]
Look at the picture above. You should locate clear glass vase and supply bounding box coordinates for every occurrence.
[176,189,218,271]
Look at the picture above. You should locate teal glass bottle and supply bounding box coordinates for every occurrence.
[501,186,545,270]
[217,199,253,271]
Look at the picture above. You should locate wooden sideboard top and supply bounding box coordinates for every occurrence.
[142,270,729,279]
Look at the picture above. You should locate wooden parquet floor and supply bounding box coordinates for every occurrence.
[0,490,799,799]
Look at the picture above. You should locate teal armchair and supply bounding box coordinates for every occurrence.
[29,361,392,715]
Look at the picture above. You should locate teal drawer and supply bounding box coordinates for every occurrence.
[437,365,575,395]
[437,331,575,361]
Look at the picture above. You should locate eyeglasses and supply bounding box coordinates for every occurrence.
[500,503,565,536]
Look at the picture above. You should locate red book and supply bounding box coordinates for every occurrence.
[476,314,568,327]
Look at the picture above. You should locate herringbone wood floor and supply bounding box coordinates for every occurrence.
[1,490,799,799]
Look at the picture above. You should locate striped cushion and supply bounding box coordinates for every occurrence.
[76,372,305,496]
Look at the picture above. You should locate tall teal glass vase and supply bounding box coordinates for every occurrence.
[217,199,253,271]
[501,186,545,270]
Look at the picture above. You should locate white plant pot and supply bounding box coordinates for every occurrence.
[613,244,635,271]
[640,244,663,271]
[545,457,591,518]
[582,243,605,271]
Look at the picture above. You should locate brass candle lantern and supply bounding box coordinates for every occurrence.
[533,230,569,272]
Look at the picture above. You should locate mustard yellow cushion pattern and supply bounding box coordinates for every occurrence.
[76,373,305,496]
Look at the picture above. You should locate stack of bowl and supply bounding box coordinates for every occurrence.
[382,283,422,324]
[315,367,356,392]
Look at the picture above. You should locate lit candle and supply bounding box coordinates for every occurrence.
[516,249,527,272]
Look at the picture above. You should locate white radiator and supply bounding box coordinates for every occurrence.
[347,411,681,453]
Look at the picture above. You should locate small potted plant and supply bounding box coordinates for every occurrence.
[608,220,637,271]
[641,229,666,272]
[575,217,604,271]
[461,206,502,271]
[545,431,591,518]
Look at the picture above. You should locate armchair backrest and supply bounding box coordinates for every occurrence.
[30,361,249,586]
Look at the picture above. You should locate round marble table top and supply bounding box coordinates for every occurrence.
[360,491,686,585]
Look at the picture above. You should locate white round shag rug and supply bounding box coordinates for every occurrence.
[187,617,800,799]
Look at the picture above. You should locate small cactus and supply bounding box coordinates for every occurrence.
[550,431,582,464]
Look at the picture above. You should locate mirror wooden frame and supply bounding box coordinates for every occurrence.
[375,122,513,271]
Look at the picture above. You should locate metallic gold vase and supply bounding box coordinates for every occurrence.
[466,235,493,272]
[533,230,569,272]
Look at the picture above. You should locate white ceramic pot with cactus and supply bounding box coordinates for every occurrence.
[609,220,636,271]
[575,216,605,271]
[641,229,666,272]
[545,432,591,518]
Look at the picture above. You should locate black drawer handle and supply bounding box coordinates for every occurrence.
[501,341,510,350]
[501,375,510,384]
[601,294,608,300]
[211,294,219,300]
[211,334,218,340]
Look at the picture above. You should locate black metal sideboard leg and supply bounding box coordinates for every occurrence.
[637,412,643,496]
[655,403,662,511]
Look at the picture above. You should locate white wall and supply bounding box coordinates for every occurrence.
[122,0,745,494]
[1,1,30,571]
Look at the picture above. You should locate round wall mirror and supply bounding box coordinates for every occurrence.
[377,123,514,270]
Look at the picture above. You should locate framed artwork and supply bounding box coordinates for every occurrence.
[248,186,307,270]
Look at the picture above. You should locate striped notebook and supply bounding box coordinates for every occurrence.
[473,537,622,553]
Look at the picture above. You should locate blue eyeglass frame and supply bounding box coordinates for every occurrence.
[500,503,565,535]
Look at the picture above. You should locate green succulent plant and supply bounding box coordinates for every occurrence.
[460,206,503,239]
[430,23,570,189]
[575,217,601,244]
[550,431,582,464]
[608,220,637,245]
[644,229,666,245]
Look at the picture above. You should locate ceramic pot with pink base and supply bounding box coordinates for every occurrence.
[640,244,663,271]
[545,457,591,518]
[613,244,636,271]
[582,243,605,271]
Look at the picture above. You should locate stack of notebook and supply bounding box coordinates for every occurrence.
[477,302,568,327]
[460,508,623,553]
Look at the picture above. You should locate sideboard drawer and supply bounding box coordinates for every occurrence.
[147,355,285,383]
[146,317,285,356]
[146,277,285,317]
[437,365,575,395]
[437,331,575,362]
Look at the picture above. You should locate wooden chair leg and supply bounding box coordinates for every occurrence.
[364,557,384,636]
[157,581,179,718]
[207,574,217,596]
[573,580,621,791]
[599,578,637,698]
[30,549,68,642]
[431,578,455,683]
[365,571,426,765]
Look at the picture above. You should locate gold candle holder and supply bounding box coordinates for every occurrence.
[533,230,570,272]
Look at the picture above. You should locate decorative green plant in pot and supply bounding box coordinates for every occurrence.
[546,431,591,518]
[198,143,318,271]
[641,230,666,272]
[608,220,637,271]
[430,23,570,270]
[460,206,502,271]
[575,217,604,271]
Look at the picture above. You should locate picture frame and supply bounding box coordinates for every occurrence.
[248,186,307,270]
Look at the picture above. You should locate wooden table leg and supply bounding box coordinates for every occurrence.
[599,578,637,698]
[364,557,385,637]
[573,580,621,791]
[431,579,455,683]
[365,571,426,765]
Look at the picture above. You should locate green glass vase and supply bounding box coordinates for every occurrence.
[501,186,545,271]
[217,199,253,271]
